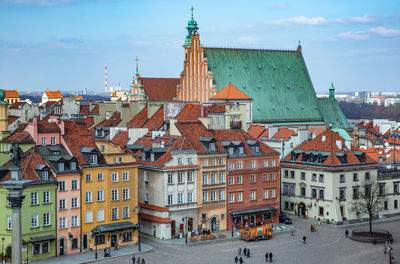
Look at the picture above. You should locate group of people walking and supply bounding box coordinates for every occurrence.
[234,247,273,263]
[132,255,145,264]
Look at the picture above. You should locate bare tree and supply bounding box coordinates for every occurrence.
[351,177,385,233]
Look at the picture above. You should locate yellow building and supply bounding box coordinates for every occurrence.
[3,90,20,104]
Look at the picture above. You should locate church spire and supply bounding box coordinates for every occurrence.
[183,6,199,47]
[136,56,139,75]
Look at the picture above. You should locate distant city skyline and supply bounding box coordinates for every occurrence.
[0,0,399,93]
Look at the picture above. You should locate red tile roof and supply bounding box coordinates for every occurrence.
[175,104,203,121]
[127,107,164,131]
[8,101,25,109]
[247,124,269,141]
[37,121,61,133]
[269,128,297,142]
[211,83,251,100]
[8,116,19,125]
[140,212,172,223]
[4,90,19,98]
[1,130,34,144]
[90,105,99,114]
[44,91,62,98]
[207,104,227,113]
[91,112,121,132]
[141,78,179,101]
[111,131,129,149]
[139,202,169,212]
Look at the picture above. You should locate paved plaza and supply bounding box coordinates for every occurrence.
[92,218,399,264]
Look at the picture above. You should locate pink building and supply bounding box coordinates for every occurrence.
[25,117,62,146]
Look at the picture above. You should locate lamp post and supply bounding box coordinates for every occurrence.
[184,217,188,245]
[133,206,141,251]
[22,240,31,264]
[94,233,98,260]
[1,237,4,264]
[231,216,234,237]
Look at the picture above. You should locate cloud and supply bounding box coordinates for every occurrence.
[0,0,117,7]
[237,36,259,44]
[269,16,328,26]
[349,14,374,23]
[338,31,369,40]
[268,3,288,8]
[369,26,400,37]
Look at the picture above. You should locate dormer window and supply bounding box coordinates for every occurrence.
[239,147,244,154]
[178,158,183,165]
[209,143,216,151]
[58,162,64,172]
[229,147,234,154]
[51,137,56,145]
[90,155,98,165]
[150,153,155,162]
[42,171,49,180]
[70,162,76,171]
[255,146,260,153]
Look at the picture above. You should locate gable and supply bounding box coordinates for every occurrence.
[204,48,324,123]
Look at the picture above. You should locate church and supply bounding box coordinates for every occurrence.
[176,10,349,130]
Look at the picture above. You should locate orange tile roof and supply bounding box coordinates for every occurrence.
[140,212,172,223]
[90,105,99,114]
[247,124,269,140]
[1,130,34,144]
[269,128,297,142]
[126,107,164,131]
[37,121,61,133]
[139,202,169,212]
[175,103,203,121]
[4,90,19,98]
[91,112,121,132]
[141,78,179,101]
[111,130,129,149]
[207,104,227,113]
[8,116,19,125]
[45,91,62,98]
[211,83,251,100]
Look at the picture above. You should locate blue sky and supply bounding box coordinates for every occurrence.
[0,0,399,93]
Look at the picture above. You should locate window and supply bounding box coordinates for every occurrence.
[95,235,106,245]
[211,173,216,184]
[237,176,242,184]
[203,159,208,166]
[97,190,104,201]
[263,161,268,167]
[270,160,275,166]
[85,191,92,203]
[112,208,118,220]
[31,215,39,228]
[85,174,92,182]
[236,162,242,169]
[250,174,256,183]
[290,171,295,179]
[339,188,346,200]
[188,157,193,164]
[211,191,216,201]
[112,173,118,182]
[394,183,399,194]
[188,192,193,203]
[263,174,268,182]
[301,187,306,197]
[239,147,244,153]
[95,209,104,222]
[219,172,224,183]
[42,171,49,180]
[178,172,183,184]
[59,199,66,210]
[270,173,275,181]
[71,179,78,190]
[255,146,260,153]
[219,158,224,165]
[178,193,183,204]
[144,172,149,183]
[301,172,306,180]
[86,211,93,223]
[365,172,370,181]
[168,194,173,205]
[395,200,398,209]
[122,231,132,242]
[187,171,193,182]
[43,213,50,226]
[312,188,317,198]
[319,207,324,216]
[41,137,46,146]
[71,197,78,208]
[229,193,234,203]
[312,174,317,181]
[250,191,256,200]
[284,170,289,178]
[123,206,129,219]
[211,158,216,166]
[71,238,78,249]
[229,177,234,185]
[209,143,216,151]
[97,172,103,181]
[123,172,129,181]
[384,201,388,210]
[202,192,208,202]
[31,192,38,205]
[144,193,149,203]
[101,145,105,152]
[123,188,129,200]
[43,191,50,204]
[237,193,243,202]
[319,174,324,182]
[7,216,12,229]
[90,155,98,165]
[340,174,345,183]
[353,187,359,199]
[353,173,358,182]
[290,186,295,195]
[59,181,66,191]
[250,161,255,168]
[202,174,208,185]
[319,189,324,199]
[168,173,173,184]
[119,157,123,163]
[379,184,385,196]
[33,243,40,255]
[271,189,276,198]
[51,137,56,145]
[219,190,224,200]
[264,190,269,199]
[178,157,183,165]
[229,147,234,154]
[111,189,118,201]
[229,163,234,170]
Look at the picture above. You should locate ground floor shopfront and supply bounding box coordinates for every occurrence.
[197,202,227,232]
[229,206,279,230]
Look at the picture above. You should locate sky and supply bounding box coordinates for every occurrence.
[0,0,399,93]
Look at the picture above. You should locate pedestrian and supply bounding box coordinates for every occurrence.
[303,235,307,244]
[137,257,140,264]
[132,255,136,264]
[141,258,145,264]
[239,257,244,264]
[269,252,273,262]
[291,228,294,236]
[243,247,247,257]
[234,256,238,264]
[384,244,387,254]
[265,252,269,262]
[318,217,321,225]
[313,225,316,232]
[247,248,251,258]
[115,242,119,250]
[237,247,242,256]
[345,229,349,238]
[310,224,314,232]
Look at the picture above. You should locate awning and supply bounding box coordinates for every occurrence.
[91,221,137,234]
[30,234,56,243]
[230,206,277,216]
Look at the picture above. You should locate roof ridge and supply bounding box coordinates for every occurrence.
[21,148,35,177]
[204,46,298,52]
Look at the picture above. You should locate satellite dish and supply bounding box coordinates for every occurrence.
[384,142,389,147]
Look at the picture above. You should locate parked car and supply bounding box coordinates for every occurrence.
[279,212,292,224]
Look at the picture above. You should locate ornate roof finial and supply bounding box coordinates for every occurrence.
[329,82,335,102]
[191,6,194,17]
[297,40,302,53]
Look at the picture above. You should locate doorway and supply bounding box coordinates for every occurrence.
[83,234,87,249]
[298,202,306,217]
[111,234,117,247]
[179,224,184,233]
[211,217,217,231]
[171,221,176,237]
[153,226,156,237]
[340,206,345,219]
[59,238,64,256]
[250,215,255,227]
[188,218,193,231]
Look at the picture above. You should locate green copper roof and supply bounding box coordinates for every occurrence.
[203,48,324,123]
[332,128,353,141]
[0,90,7,105]
[183,12,199,47]
[317,97,350,129]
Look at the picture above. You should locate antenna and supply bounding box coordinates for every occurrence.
[105,66,108,92]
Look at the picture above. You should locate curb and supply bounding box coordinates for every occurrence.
[80,246,155,264]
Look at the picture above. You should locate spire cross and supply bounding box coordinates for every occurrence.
[190,6,194,17]
[135,56,139,75]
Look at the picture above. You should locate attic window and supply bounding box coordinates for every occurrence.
[90,155,98,165]
[150,153,155,162]
[255,146,260,153]
[58,163,64,172]
[229,147,234,154]
[70,162,76,171]
[209,143,216,151]
[239,147,244,154]
[42,171,49,180]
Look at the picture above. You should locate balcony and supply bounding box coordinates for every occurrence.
[230,121,242,129]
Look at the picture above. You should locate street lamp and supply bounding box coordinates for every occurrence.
[133,206,141,251]
[92,231,99,259]
[2,237,4,264]
[22,240,31,264]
